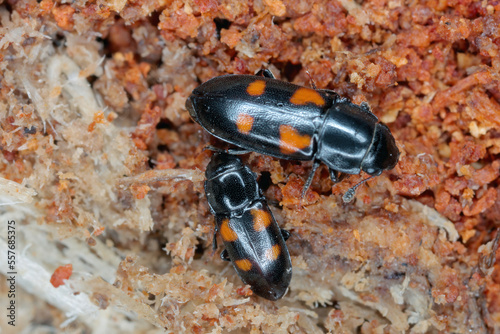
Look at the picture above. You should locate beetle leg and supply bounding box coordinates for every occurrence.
[220,249,231,261]
[330,169,348,183]
[226,148,252,155]
[302,160,321,198]
[205,145,251,155]
[281,229,291,241]
[305,70,317,89]
[330,169,339,183]
[212,225,219,251]
[204,145,224,153]
[329,168,341,183]
[257,69,276,79]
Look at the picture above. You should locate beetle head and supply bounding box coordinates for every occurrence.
[185,94,199,122]
[242,266,291,301]
[361,123,399,175]
[185,75,230,123]
[205,152,244,180]
[205,152,259,214]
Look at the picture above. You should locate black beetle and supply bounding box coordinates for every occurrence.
[205,152,292,300]
[187,70,399,202]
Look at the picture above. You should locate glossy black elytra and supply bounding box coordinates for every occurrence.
[205,152,292,300]
[187,70,400,202]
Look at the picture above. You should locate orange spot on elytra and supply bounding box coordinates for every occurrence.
[247,80,266,96]
[236,113,254,134]
[252,209,272,232]
[220,219,238,242]
[279,125,311,154]
[235,259,252,271]
[290,87,325,106]
[265,244,281,261]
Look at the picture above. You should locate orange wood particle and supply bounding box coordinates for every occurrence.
[131,104,161,149]
[290,87,325,106]
[220,219,238,242]
[279,125,311,154]
[50,264,73,288]
[236,285,254,297]
[252,209,272,232]
[93,226,105,236]
[130,184,150,200]
[246,80,266,96]
[236,113,254,134]
[88,111,106,132]
[265,244,281,261]
[40,0,54,14]
[52,5,75,31]
[220,26,242,48]
[235,259,252,271]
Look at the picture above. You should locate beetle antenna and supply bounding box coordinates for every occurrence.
[301,160,321,199]
[342,175,375,203]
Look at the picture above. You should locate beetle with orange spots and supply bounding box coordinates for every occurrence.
[204,152,292,300]
[187,70,400,202]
